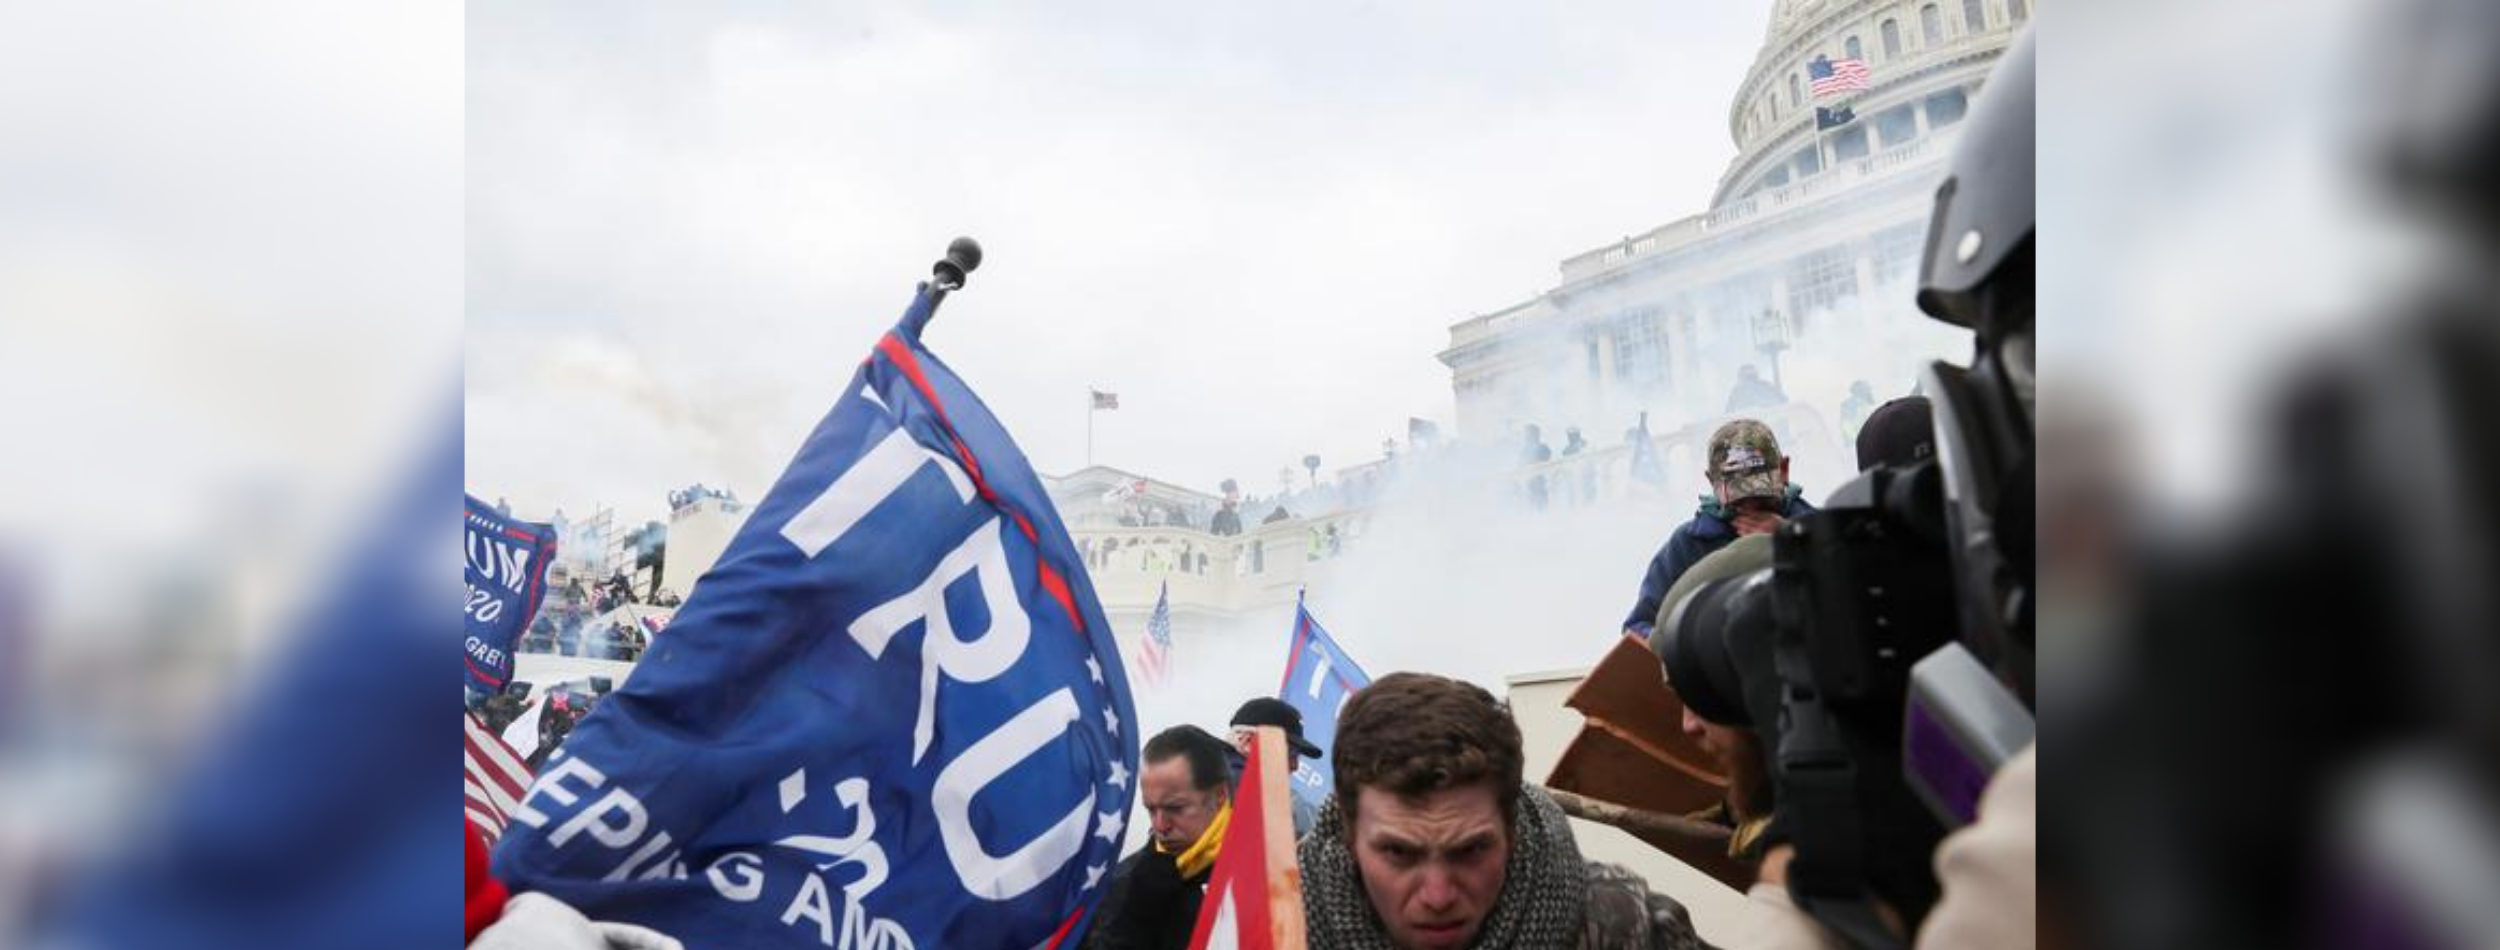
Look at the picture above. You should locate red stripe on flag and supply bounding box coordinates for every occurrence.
[1042,906,1087,950]
[876,332,1090,635]
[464,654,508,689]
[1277,615,1311,694]
[1037,562,1082,634]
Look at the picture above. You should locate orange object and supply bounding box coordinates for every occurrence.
[1186,726,1307,950]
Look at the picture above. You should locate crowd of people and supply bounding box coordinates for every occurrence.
[515,568,673,660]
[1081,30,2038,950]
[1087,675,1721,950]
[1081,394,1975,950]
[472,27,2037,949]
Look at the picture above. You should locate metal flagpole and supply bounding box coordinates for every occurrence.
[1819,113,1831,175]
[1087,392,1095,468]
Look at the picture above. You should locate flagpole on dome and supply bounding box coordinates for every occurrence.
[902,236,982,337]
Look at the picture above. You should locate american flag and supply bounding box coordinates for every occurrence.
[465,710,533,845]
[1139,580,1173,687]
[1809,54,1871,98]
[1091,389,1120,410]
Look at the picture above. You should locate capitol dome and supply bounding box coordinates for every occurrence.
[1715,0,2028,207]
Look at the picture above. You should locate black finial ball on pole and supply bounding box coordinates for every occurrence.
[933,236,983,290]
[910,236,982,335]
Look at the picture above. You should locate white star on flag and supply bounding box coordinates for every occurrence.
[1086,655,1103,684]
[1105,707,1120,735]
[1106,760,1130,789]
[1085,863,1107,890]
[1096,809,1124,842]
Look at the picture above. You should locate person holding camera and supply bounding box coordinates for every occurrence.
[1648,22,2037,950]
[1621,419,1814,640]
[1651,535,1857,950]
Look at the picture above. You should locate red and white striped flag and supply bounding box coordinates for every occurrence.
[1186,726,1307,950]
[465,711,533,845]
[1809,54,1872,98]
[1138,580,1174,687]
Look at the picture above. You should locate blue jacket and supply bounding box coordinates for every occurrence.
[1622,486,1815,636]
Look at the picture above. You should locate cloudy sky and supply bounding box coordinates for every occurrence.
[464,1,1770,522]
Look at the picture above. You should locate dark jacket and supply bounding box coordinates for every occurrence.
[1623,485,1815,635]
[1082,847,1208,950]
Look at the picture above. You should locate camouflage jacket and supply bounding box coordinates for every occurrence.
[1582,861,1718,950]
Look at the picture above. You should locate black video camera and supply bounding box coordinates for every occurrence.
[1660,460,1961,946]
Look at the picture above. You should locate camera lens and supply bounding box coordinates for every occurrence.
[1657,569,1775,728]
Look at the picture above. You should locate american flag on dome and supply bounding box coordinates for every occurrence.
[1140,580,1174,687]
[1809,54,1872,98]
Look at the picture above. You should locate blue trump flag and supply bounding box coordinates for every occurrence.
[463,495,554,702]
[494,284,1140,950]
[1276,597,1371,813]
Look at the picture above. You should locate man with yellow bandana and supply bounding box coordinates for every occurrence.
[1083,725,1233,950]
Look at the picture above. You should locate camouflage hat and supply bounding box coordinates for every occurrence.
[1706,419,1785,502]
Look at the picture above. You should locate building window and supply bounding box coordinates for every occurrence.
[1926,88,1970,128]
[1788,73,1802,109]
[1612,309,1670,390]
[1882,19,1903,58]
[1962,0,1986,33]
[1876,104,1919,148]
[2009,0,2027,22]
[1833,125,1872,161]
[1793,144,1822,179]
[1921,4,1945,46]
[1845,35,1863,61]
[1872,222,1928,285]
[1765,165,1791,188]
[1585,338,1602,381]
[1787,245,1858,322]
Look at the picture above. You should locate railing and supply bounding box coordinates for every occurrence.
[1446,304,1554,354]
[1552,132,1947,286]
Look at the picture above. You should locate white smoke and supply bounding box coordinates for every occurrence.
[1122,269,1974,742]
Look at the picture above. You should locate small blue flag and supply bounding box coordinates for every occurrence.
[1277,598,1371,814]
[1628,411,1669,486]
[493,283,1140,950]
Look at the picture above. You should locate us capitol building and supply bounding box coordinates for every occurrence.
[654,0,2034,644]
[1439,0,2030,468]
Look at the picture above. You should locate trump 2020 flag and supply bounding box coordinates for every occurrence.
[493,283,1142,950]
[464,495,555,702]
[1277,598,1370,817]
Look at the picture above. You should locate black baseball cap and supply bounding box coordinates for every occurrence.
[1230,697,1323,758]
[1856,396,1937,472]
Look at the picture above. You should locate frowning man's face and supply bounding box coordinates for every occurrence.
[1350,782,1510,950]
